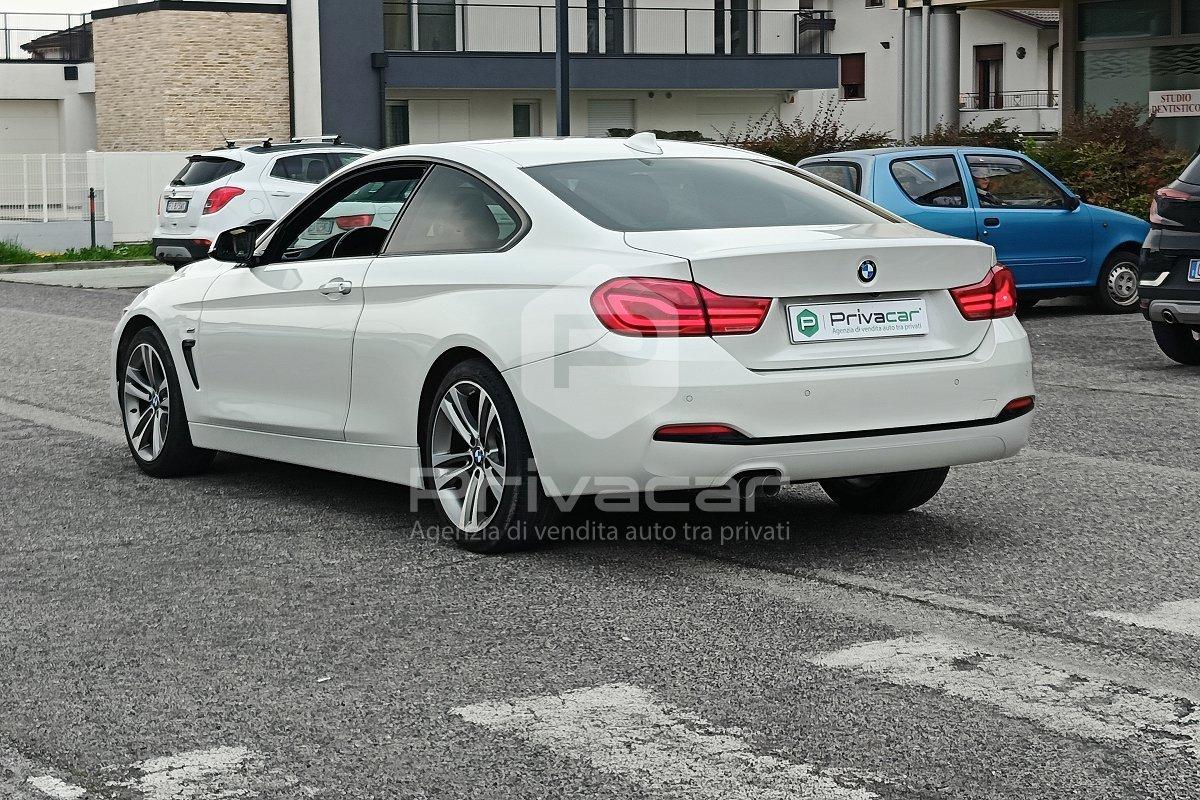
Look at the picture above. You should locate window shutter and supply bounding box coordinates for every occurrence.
[840,53,865,85]
[586,99,635,136]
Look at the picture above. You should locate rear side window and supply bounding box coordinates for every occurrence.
[525,157,884,232]
[1179,154,1200,186]
[386,165,522,254]
[171,157,242,187]
[802,162,861,194]
[332,152,367,169]
[890,156,967,208]
[271,154,335,184]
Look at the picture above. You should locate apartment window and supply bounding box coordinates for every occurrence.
[865,0,884,7]
[1184,0,1200,34]
[840,53,865,100]
[513,101,542,137]
[387,102,410,146]
[383,0,456,50]
[975,45,1003,110]
[1078,0,1170,41]
[587,99,635,137]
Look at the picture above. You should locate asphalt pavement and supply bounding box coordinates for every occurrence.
[0,280,1198,800]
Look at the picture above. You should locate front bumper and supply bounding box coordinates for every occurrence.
[505,318,1034,496]
[152,237,210,266]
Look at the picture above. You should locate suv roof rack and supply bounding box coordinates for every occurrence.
[224,137,274,149]
[291,134,342,145]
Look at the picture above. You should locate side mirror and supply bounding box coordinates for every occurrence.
[1064,194,1082,211]
[212,220,273,265]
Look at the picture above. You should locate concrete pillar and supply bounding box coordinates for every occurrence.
[928,6,961,131]
[903,8,924,138]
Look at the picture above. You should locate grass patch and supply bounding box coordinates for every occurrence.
[0,240,153,265]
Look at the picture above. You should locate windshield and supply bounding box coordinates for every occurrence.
[525,157,887,232]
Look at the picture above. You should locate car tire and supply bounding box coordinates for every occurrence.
[1152,322,1200,365]
[819,468,949,514]
[1094,251,1141,313]
[119,326,215,477]
[422,359,556,554]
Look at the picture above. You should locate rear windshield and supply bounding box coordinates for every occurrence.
[171,157,242,187]
[802,162,861,194]
[1180,155,1200,186]
[524,157,886,232]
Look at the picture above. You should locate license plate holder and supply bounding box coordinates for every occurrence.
[786,298,930,344]
[165,198,189,214]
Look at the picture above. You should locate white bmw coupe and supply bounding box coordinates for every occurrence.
[112,134,1034,552]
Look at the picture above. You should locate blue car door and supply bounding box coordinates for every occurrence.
[962,153,1093,289]
[876,153,979,240]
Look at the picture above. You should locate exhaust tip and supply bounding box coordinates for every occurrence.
[730,469,784,498]
[1163,309,1178,324]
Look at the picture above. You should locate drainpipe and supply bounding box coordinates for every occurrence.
[1047,41,1059,107]
[921,0,930,136]
[897,1,906,139]
[371,52,388,148]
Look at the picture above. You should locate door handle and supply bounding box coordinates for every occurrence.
[271,191,291,197]
[319,278,352,297]
[984,217,1001,227]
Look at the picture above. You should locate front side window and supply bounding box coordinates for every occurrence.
[802,162,861,194]
[271,154,336,184]
[966,155,1065,209]
[890,156,968,208]
[386,165,521,254]
[271,166,427,262]
[525,157,885,232]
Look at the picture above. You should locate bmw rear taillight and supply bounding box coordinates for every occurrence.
[950,265,1017,321]
[335,214,375,230]
[590,277,770,337]
[1150,187,1191,225]
[202,186,244,215]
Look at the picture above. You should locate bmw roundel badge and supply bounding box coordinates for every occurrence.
[858,260,878,283]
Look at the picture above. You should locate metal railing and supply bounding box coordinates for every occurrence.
[0,153,105,223]
[960,90,1059,111]
[1,12,91,62]
[383,3,833,56]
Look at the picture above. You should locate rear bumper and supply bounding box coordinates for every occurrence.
[1147,299,1200,325]
[152,237,210,266]
[505,317,1034,496]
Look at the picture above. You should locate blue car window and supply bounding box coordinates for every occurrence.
[966,155,1066,209]
[802,162,861,194]
[890,156,967,208]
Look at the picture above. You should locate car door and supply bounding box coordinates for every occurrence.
[878,154,979,240]
[260,152,336,218]
[963,153,1093,288]
[192,163,428,440]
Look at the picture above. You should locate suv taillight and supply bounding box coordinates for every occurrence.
[202,186,244,215]
[590,277,771,337]
[950,265,1017,321]
[1150,187,1191,225]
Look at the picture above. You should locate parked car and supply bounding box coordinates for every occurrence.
[291,176,415,250]
[152,137,371,268]
[1139,154,1200,364]
[798,147,1150,312]
[113,135,1034,553]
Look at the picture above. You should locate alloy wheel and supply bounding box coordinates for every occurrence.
[1107,261,1139,307]
[123,342,170,461]
[430,380,507,533]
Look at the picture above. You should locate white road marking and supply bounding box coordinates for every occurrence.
[25,776,87,799]
[0,396,124,446]
[453,682,879,799]
[104,747,260,800]
[1090,598,1200,637]
[811,635,1200,756]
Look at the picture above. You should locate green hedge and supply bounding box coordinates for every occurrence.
[724,103,1192,219]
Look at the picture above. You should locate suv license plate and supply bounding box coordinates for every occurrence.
[1188,259,1200,282]
[787,299,930,344]
[165,199,188,214]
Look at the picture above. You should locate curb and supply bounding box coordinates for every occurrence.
[0,259,159,275]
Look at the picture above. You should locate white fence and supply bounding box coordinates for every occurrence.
[0,151,191,242]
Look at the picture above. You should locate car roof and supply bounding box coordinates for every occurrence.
[192,143,373,161]
[356,137,765,169]
[801,145,1024,161]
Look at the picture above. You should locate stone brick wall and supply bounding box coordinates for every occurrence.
[94,10,291,151]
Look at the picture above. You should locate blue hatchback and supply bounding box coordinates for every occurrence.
[798,147,1150,312]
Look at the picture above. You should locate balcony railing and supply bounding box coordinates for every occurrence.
[960,90,1059,111]
[383,3,833,56]
[0,12,91,62]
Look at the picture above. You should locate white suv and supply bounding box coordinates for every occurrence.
[152,138,372,267]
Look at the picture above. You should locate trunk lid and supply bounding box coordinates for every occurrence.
[625,223,996,370]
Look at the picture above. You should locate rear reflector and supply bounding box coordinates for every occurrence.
[950,265,1017,321]
[336,214,375,230]
[653,423,742,442]
[591,277,770,337]
[1000,395,1035,420]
